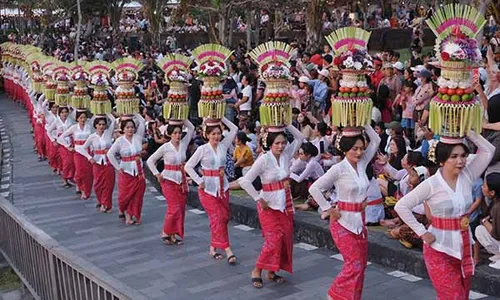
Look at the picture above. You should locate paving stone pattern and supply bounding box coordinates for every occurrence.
[1,96,498,300]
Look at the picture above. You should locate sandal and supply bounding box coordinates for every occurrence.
[211,253,224,260]
[95,204,101,209]
[118,214,126,222]
[251,278,263,289]
[161,236,173,245]
[267,274,285,284]
[62,183,72,189]
[126,220,136,225]
[227,255,237,265]
[76,190,82,195]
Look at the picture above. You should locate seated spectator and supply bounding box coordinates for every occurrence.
[377,150,422,200]
[293,143,324,210]
[297,112,314,141]
[476,172,500,269]
[233,131,254,179]
[366,164,385,225]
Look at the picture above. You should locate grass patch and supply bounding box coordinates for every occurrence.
[0,267,20,291]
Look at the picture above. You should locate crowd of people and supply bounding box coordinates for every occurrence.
[2,5,500,300]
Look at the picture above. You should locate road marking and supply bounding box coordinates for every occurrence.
[234,224,254,231]
[189,209,205,215]
[294,243,318,251]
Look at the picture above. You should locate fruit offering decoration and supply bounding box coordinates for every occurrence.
[326,27,373,127]
[88,61,113,115]
[249,41,294,127]
[426,4,486,137]
[70,63,90,110]
[192,44,233,119]
[158,54,193,121]
[113,57,144,116]
[52,64,71,107]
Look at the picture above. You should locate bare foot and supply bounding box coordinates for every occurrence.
[295,203,311,211]
[380,218,401,229]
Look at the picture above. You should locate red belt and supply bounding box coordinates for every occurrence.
[203,168,225,196]
[122,155,140,162]
[431,215,473,278]
[337,200,366,212]
[164,164,188,193]
[262,178,294,215]
[94,149,108,155]
[367,198,383,206]
[121,155,143,176]
[74,140,85,145]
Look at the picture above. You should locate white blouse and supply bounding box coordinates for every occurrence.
[184,117,238,197]
[107,114,146,176]
[146,120,195,184]
[365,178,385,224]
[308,125,381,234]
[59,121,94,151]
[47,116,75,145]
[76,114,116,165]
[384,164,410,196]
[238,125,304,212]
[395,131,494,260]
[290,158,324,183]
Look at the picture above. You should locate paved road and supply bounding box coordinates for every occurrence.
[0,95,497,300]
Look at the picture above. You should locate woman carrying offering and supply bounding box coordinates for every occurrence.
[107,113,146,225]
[147,120,194,245]
[184,117,238,263]
[239,124,304,288]
[395,132,493,298]
[309,125,380,300]
[47,107,75,188]
[60,110,94,199]
[76,114,116,212]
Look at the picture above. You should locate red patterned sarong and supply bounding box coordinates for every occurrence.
[328,220,368,300]
[118,171,146,222]
[256,178,294,273]
[34,121,46,157]
[423,244,471,300]
[73,152,93,197]
[198,188,230,249]
[93,162,115,209]
[160,179,187,238]
[59,146,75,180]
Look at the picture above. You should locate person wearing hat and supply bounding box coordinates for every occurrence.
[370,58,384,88]
[146,119,195,245]
[379,62,402,103]
[410,65,427,86]
[413,69,434,125]
[393,61,405,82]
[307,68,329,118]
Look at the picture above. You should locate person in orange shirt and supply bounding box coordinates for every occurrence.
[233,131,254,179]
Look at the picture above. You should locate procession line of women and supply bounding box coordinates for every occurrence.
[4,67,497,299]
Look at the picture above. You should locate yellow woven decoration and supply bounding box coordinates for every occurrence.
[331,97,373,127]
[159,54,192,121]
[249,41,294,126]
[429,98,482,137]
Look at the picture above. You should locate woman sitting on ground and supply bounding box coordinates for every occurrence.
[292,142,324,210]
